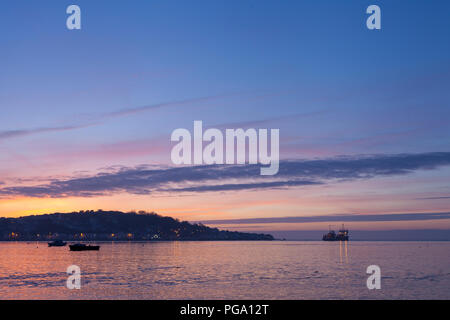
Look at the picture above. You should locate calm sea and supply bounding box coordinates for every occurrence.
[0,241,449,300]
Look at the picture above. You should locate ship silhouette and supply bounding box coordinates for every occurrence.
[322,224,349,241]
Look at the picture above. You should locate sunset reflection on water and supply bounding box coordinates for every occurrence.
[0,241,449,300]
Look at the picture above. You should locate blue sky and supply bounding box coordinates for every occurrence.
[1,1,449,129]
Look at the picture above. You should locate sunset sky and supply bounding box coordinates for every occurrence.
[1,1,450,238]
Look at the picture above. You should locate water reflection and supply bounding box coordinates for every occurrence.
[0,241,449,299]
[339,240,349,264]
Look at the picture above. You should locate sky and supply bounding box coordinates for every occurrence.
[0,0,450,239]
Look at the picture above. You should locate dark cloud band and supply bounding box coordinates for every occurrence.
[0,152,449,198]
[199,212,450,225]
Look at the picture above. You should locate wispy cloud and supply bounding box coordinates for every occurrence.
[163,180,321,193]
[0,152,449,198]
[0,124,94,141]
[102,92,244,119]
[415,196,450,200]
[0,92,245,142]
[212,110,331,130]
[199,212,450,225]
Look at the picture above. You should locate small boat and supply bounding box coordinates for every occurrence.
[69,243,100,251]
[322,224,349,241]
[48,240,67,247]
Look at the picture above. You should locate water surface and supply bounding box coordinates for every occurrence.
[0,241,449,299]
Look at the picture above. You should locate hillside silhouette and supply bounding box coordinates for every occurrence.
[0,210,274,241]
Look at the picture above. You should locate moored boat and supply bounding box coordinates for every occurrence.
[48,240,67,247]
[69,243,100,251]
[322,224,349,241]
